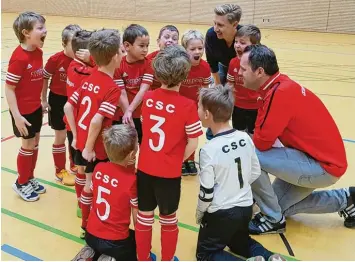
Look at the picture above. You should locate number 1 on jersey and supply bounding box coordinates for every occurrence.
[235,157,244,189]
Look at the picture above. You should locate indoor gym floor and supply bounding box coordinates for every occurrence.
[1,12,354,261]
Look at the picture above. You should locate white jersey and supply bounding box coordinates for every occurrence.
[198,129,261,214]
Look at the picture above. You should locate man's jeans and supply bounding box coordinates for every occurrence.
[251,147,348,222]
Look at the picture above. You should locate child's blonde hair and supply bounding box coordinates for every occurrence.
[88,29,121,66]
[13,11,46,43]
[152,45,191,88]
[236,25,261,45]
[199,84,235,123]
[62,24,81,46]
[181,29,204,49]
[103,124,138,164]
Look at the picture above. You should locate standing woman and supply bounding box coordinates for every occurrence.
[205,4,242,86]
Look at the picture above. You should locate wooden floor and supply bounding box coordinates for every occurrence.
[1,12,355,261]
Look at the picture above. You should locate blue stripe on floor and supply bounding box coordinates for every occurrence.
[343,138,355,143]
[1,244,42,261]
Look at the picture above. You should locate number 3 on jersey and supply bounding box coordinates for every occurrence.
[149,114,166,152]
[96,186,111,221]
[78,96,92,130]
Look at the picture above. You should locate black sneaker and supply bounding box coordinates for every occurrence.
[186,160,198,176]
[339,187,355,228]
[249,212,286,235]
[182,162,189,176]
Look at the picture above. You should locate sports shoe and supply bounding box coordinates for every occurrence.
[77,203,82,218]
[97,254,116,261]
[268,254,286,261]
[70,165,78,175]
[339,187,355,228]
[172,256,179,261]
[72,245,95,261]
[55,169,75,186]
[249,213,286,235]
[186,160,198,176]
[181,162,189,176]
[12,180,39,202]
[29,178,46,194]
[247,256,265,261]
[150,253,157,261]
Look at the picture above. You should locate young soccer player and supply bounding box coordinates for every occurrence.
[6,12,47,202]
[65,29,95,217]
[147,25,179,90]
[226,25,262,134]
[195,85,282,261]
[73,124,139,261]
[135,45,203,261]
[180,29,212,176]
[113,24,154,144]
[64,29,123,237]
[42,24,81,186]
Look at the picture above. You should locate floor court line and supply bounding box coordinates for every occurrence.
[1,244,42,261]
[1,165,299,259]
[1,122,48,142]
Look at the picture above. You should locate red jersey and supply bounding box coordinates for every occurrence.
[6,46,43,115]
[253,73,347,177]
[68,70,120,160]
[64,59,95,131]
[147,50,161,90]
[87,162,137,240]
[138,88,203,178]
[113,57,154,119]
[227,57,262,109]
[179,59,211,102]
[43,51,72,96]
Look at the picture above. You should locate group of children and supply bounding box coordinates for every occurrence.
[6,11,285,261]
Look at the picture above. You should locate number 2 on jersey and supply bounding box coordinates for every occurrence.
[149,114,166,152]
[78,96,92,130]
[235,157,244,189]
[96,186,111,221]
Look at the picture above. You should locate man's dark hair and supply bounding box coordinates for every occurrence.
[123,24,149,44]
[244,45,279,75]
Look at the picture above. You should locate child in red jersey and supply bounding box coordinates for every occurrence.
[64,29,123,238]
[65,29,95,218]
[147,25,179,90]
[73,124,139,261]
[180,29,212,176]
[114,24,154,144]
[135,46,203,261]
[226,25,262,134]
[6,12,47,202]
[41,24,81,186]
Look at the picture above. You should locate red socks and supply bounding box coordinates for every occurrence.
[29,145,39,179]
[75,173,86,205]
[52,144,66,173]
[160,213,179,261]
[17,148,33,185]
[136,212,154,261]
[80,190,93,229]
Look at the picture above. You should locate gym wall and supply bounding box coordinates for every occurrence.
[2,0,355,34]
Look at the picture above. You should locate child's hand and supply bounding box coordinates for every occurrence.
[122,110,133,125]
[195,209,204,225]
[82,148,96,162]
[76,49,90,63]
[14,116,31,137]
[41,100,50,113]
